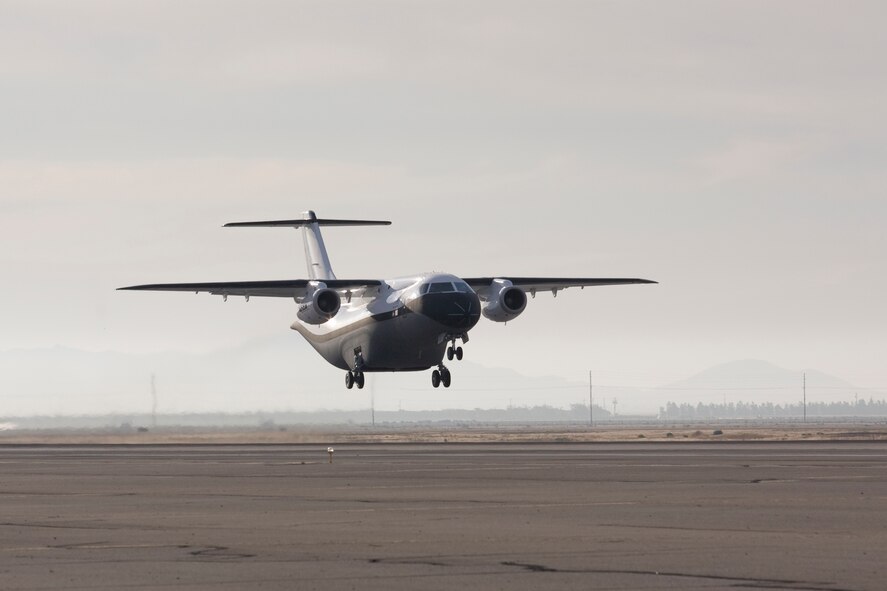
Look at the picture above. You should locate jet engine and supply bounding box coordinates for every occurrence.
[482,279,527,322]
[297,285,341,325]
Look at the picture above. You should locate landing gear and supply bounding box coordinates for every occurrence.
[345,370,365,389]
[431,365,451,388]
[446,337,465,361]
[345,347,366,389]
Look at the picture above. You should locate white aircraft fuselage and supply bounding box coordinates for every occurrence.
[292,272,480,372]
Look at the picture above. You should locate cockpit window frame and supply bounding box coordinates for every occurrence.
[454,282,472,293]
[427,282,455,294]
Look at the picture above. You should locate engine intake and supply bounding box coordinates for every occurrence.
[297,286,341,324]
[482,281,527,322]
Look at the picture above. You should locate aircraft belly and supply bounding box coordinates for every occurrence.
[293,310,447,371]
[359,312,447,371]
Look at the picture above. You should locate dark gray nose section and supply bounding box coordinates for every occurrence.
[406,292,481,330]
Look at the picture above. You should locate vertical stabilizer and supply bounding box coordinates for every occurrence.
[223,213,391,281]
[301,210,336,280]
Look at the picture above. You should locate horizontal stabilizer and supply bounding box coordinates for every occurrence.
[224,219,391,228]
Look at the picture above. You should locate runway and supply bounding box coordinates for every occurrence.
[1,442,885,590]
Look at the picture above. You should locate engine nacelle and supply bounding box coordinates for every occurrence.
[482,280,527,322]
[297,285,341,325]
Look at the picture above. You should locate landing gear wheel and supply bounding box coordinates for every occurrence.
[345,371,354,389]
[455,346,463,361]
[431,370,441,388]
[355,372,365,389]
[441,367,451,388]
[446,346,454,361]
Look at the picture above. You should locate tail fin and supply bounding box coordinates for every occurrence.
[224,211,391,281]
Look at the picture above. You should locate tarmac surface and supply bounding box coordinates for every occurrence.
[1,442,885,590]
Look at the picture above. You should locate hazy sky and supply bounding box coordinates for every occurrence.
[1,1,885,409]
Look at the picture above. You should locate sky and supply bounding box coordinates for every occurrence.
[1,1,885,413]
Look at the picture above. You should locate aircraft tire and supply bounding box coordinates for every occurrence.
[355,372,365,389]
[455,347,463,361]
[441,369,451,388]
[446,347,454,361]
[345,371,354,389]
[431,370,441,388]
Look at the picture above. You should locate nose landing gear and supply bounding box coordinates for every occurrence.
[445,336,466,361]
[446,345,463,361]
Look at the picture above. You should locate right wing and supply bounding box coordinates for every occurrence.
[463,277,657,300]
[117,279,383,299]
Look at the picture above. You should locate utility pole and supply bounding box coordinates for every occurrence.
[370,379,375,428]
[151,373,157,429]
[612,397,618,418]
[588,370,593,427]
[803,372,806,423]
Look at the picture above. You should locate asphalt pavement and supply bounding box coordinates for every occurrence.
[1,442,885,590]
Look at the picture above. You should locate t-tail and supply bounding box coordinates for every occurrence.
[224,211,391,280]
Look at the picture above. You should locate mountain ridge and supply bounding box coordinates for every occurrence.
[1,340,874,416]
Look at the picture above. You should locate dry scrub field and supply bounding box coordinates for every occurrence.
[2,422,886,445]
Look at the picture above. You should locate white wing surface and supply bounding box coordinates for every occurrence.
[463,277,656,300]
[117,279,382,299]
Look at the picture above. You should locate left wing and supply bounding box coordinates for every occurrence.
[117,279,383,299]
[463,277,656,300]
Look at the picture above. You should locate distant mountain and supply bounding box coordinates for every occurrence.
[670,359,854,390]
[0,336,591,416]
[655,359,861,407]
[584,359,872,414]
[0,342,871,417]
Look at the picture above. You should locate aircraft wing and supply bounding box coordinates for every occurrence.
[463,277,657,300]
[117,279,383,299]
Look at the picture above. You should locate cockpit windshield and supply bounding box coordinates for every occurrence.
[419,280,474,295]
[454,281,472,293]
[428,282,453,293]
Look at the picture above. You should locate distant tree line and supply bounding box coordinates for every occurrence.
[658,399,887,420]
[1,404,616,429]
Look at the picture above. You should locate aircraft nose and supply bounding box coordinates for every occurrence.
[407,292,481,329]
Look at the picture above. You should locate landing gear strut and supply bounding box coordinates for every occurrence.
[431,364,451,388]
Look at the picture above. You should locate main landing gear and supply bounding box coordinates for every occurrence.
[345,370,365,390]
[345,348,366,389]
[431,364,451,388]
